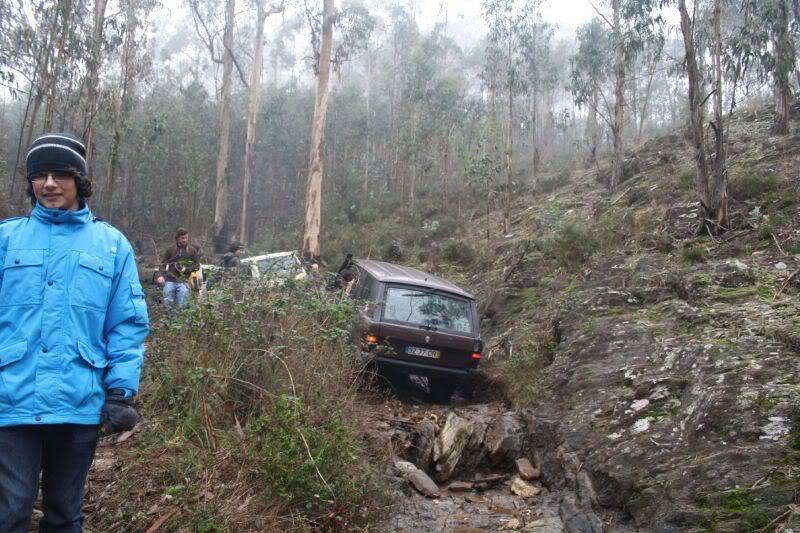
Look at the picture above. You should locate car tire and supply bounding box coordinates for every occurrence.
[427,376,455,404]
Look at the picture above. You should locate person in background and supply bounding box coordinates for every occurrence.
[155,228,201,309]
[221,242,242,268]
[0,132,149,532]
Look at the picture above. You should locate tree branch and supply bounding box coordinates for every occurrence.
[587,0,614,29]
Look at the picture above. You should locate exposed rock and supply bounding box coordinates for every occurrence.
[413,418,437,470]
[559,500,605,533]
[523,516,565,532]
[448,481,474,492]
[485,412,525,465]
[713,259,754,288]
[515,457,541,481]
[502,518,523,530]
[576,471,598,507]
[394,460,441,498]
[511,476,542,498]
[433,413,475,482]
[665,202,703,238]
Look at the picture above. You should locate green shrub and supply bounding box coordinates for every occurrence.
[728,170,780,202]
[249,395,376,510]
[136,282,384,528]
[681,244,707,264]
[677,168,695,191]
[441,239,475,267]
[552,220,598,268]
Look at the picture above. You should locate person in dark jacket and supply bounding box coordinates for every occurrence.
[155,228,201,308]
[0,132,149,532]
[221,242,242,268]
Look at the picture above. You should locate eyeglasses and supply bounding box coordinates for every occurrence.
[28,172,75,184]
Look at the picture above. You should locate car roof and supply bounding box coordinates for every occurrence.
[355,259,474,299]
[241,251,297,263]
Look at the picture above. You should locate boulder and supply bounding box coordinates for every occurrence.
[394,460,440,498]
[559,500,605,533]
[510,476,541,498]
[413,418,437,470]
[485,412,525,465]
[433,413,475,482]
[515,457,541,481]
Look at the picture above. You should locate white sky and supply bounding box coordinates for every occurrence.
[416,0,599,39]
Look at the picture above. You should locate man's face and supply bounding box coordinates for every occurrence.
[29,171,80,211]
[176,234,189,247]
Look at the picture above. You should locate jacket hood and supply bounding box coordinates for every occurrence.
[31,202,92,225]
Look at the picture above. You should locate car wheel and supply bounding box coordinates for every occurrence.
[427,376,455,404]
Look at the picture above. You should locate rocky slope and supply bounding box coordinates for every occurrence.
[426,103,800,531]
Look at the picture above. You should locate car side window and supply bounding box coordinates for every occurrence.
[353,269,373,300]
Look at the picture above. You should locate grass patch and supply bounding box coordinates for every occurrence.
[728,170,780,203]
[680,244,707,264]
[552,220,599,269]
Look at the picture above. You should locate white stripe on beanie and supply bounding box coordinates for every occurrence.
[25,143,87,167]
[35,134,87,152]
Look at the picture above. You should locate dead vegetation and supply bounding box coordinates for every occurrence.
[86,280,388,532]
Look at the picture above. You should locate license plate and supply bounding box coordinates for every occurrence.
[405,346,440,359]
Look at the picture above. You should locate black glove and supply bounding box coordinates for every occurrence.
[100,389,138,435]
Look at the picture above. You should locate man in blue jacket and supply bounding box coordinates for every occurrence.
[0,133,149,532]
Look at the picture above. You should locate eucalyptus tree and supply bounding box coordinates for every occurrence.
[483,0,525,234]
[729,0,797,134]
[676,0,728,230]
[570,0,660,191]
[240,1,286,245]
[518,0,554,187]
[570,18,610,165]
[301,0,374,261]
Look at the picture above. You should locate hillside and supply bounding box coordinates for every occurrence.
[414,102,800,530]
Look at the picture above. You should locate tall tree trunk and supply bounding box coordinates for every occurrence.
[301,0,334,261]
[610,0,625,192]
[771,0,792,135]
[678,0,711,211]
[106,0,138,221]
[363,39,371,196]
[793,0,800,89]
[240,0,269,244]
[213,0,236,245]
[504,33,514,235]
[709,0,728,229]
[83,0,109,182]
[587,85,599,164]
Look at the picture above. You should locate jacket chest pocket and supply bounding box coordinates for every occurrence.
[0,250,44,306]
[71,253,114,310]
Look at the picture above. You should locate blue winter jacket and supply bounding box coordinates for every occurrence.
[0,202,149,427]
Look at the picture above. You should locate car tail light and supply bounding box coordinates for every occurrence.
[471,352,481,360]
[364,334,380,345]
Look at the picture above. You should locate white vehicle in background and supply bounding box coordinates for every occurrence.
[200,251,307,292]
[241,251,307,284]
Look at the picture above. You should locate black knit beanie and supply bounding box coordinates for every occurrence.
[25,133,87,178]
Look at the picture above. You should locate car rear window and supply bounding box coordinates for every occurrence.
[383,286,473,334]
[256,256,296,277]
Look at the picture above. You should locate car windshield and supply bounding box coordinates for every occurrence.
[383,286,473,334]
[256,255,296,277]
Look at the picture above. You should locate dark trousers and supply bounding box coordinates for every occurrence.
[0,424,99,533]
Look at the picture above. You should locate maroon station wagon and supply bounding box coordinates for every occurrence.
[350,259,482,401]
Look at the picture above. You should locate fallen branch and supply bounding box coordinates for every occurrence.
[772,233,787,256]
[145,508,180,533]
[758,506,792,532]
[773,269,800,301]
[298,428,335,500]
